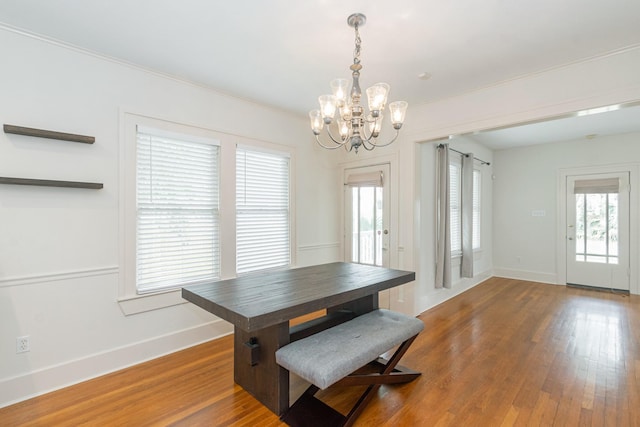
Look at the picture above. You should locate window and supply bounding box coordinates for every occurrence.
[472,169,481,249]
[136,126,220,293]
[236,147,290,274]
[120,113,296,314]
[449,162,481,254]
[574,178,620,264]
[450,163,461,254]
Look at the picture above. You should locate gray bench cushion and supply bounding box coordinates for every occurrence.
[276,309,424,390]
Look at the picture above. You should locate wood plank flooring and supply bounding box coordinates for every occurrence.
[2,277,639,426]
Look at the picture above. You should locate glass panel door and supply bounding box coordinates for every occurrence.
[350,185,384,265]
[567,172,629,290]
[344,164,391,306]
[574,193,618,264]
[344,165,389,267]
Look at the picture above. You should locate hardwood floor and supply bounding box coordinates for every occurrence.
[2,277,639,426]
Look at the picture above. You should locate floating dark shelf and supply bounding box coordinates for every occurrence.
[0,177,103,189]
[3,124,95,144]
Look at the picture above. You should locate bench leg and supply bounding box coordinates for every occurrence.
[280,335,420,427]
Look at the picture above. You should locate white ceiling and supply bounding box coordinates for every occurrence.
[1,0,640,148]
[467,103,640,150]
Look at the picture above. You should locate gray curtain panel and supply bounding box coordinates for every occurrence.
[435,144,451,289]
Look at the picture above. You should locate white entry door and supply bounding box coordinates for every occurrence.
[344,164,391,306]
[566,172,630,290]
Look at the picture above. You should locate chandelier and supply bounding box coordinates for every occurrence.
[309,13,408,153]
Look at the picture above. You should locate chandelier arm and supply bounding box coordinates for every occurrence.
[361,129,400,149]
[360,142,377,151]
[360,127,374,142]
[327,126,351,145]
[325,126,350,145]
[359,116,378,142]
[315,134,347,150]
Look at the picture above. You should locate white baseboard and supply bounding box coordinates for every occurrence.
[417,269,493,315]
[0,319,233,408]
[492,267,558,285]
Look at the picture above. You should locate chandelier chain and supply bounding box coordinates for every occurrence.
[353,24,361,64]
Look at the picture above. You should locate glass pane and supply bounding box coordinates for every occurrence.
[349,185,384,266]
[585,194,607,256]
[609,194,618,257]
[351,188,359,263]
[375,187,383,266]
[575,194,585,259]
[575,191,619,265]
[359,187,374,265]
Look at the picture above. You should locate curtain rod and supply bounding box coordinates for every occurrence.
[437,144,491,166]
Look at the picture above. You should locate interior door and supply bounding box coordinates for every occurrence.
[566,172,630,290]
[344,164,391,306]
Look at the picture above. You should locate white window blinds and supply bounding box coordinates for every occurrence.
[136,127,220,293]
[450,164,481,254]
[473,169,481,249]
[573,178,620,194]
[450,163,461,254]
[344,170,384,187]
[236,147,290,274]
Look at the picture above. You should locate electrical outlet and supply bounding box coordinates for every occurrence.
[16,336,30,353]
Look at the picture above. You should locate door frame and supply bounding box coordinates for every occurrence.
[557,163,639,294]
[343,163,391,267]
[340,153,407,310]
[339,154,400,270]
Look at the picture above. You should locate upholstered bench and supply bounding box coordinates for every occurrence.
[276,309,424,427]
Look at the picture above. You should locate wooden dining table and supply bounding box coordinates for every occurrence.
[181,262,415,415]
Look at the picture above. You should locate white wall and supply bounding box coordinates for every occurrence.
[492,132,640,292]
[0,27,340,407]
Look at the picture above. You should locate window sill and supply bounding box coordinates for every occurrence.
[118,289,187,316]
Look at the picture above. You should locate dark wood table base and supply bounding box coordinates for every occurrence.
[233,295,378,415]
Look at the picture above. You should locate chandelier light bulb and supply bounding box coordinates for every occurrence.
[330,78,349,107]
[318,95,337,123]
[338,118,350,138]
[366,83,390,114]
[368,114,383,137]
[389,101,408,129]
[309,110,324,135]
[340,102,352,120]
